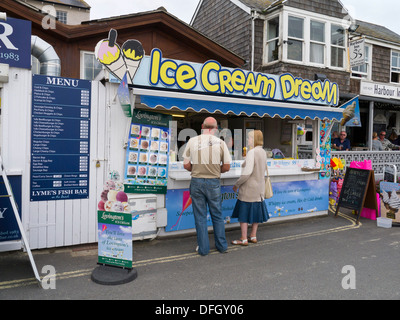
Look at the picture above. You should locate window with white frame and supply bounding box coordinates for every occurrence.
[287,16,304,61]
[266,16,280,63]
[81,51,103,80]
[391,50,400,83]
[330,24,346,68]
[270,13,347,70]
[351,45,371,79]
[310,20,325,64]
[56,10,67,24]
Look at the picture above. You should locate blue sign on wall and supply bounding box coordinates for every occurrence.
[0,176,22,243]
[0,17,32,69]
[30,75,91,201]
[165,180,329,232]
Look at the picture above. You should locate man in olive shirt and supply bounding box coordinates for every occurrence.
[183,117,231,256]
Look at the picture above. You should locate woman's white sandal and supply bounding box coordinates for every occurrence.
[248,237,257,243]
[231,239,248,246]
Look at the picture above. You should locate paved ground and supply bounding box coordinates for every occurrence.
[0,209,399,301]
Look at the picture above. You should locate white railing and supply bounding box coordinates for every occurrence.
[331,151,400,177]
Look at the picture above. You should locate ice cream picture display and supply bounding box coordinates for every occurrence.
[95,29,144,84]
[124,109,172,194]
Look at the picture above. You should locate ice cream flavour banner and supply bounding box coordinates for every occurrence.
[166,180,329,232]
[95,29,339,106]
[124,109,172,194]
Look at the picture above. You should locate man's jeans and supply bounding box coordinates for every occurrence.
[189,177,228,255]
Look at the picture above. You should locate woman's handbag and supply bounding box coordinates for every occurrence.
[264,163,273,199]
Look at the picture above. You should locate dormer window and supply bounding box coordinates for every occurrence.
[264,12,347,70]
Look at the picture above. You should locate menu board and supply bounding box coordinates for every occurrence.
[337,168,371,210]
[124,109,172,194]
[30,75,91,201]
[334,168,378,223]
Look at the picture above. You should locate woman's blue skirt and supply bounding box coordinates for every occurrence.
[231,199,269,224]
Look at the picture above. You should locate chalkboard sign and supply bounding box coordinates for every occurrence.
[334,168,378,224]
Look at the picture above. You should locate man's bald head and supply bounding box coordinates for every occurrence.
[202,117,218,130]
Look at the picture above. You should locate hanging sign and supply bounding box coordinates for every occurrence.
[30,75,91,201]
[97,210,132,268]
[349,38,365,68]
[124,109,172,194]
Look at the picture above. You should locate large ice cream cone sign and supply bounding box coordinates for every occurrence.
[338,96,361,127]
[340,101,356,125]
[122,40,144,83]
[95,29,130,83]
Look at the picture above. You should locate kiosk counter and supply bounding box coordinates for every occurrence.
[97,41,345,239]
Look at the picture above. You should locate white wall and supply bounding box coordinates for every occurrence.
[0,70,110,250]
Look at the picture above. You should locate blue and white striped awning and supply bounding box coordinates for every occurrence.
[134,88,343,121]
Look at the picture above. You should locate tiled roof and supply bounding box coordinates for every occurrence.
[40,0,90,9]
[356,20,400,45]
[237,0,275,11]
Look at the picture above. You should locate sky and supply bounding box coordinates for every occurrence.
[86,0,400,35]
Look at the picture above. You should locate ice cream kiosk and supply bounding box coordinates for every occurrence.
[95,29,348,239]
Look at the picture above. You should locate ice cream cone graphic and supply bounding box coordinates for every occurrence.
[122,39,144,83]
[340,101,356,126]
[95,29,128,82]
[388,191,400,216]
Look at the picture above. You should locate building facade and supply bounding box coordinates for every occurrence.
[22,0,91,25]
[1,0,244,80]
[191,0,400,149]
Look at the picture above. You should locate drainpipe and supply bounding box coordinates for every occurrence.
[31,36,61,76]
[251,9,256,72]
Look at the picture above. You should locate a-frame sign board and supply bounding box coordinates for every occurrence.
[334,168,378,224]
[0,156,42,287]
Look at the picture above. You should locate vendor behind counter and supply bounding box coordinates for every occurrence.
[172,113,307,161]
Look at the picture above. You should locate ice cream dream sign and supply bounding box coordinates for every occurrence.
[95,30,339,106]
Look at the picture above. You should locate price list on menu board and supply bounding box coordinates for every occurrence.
[30,75,91,201]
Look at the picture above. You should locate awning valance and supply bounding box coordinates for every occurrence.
[134,89,343,121]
